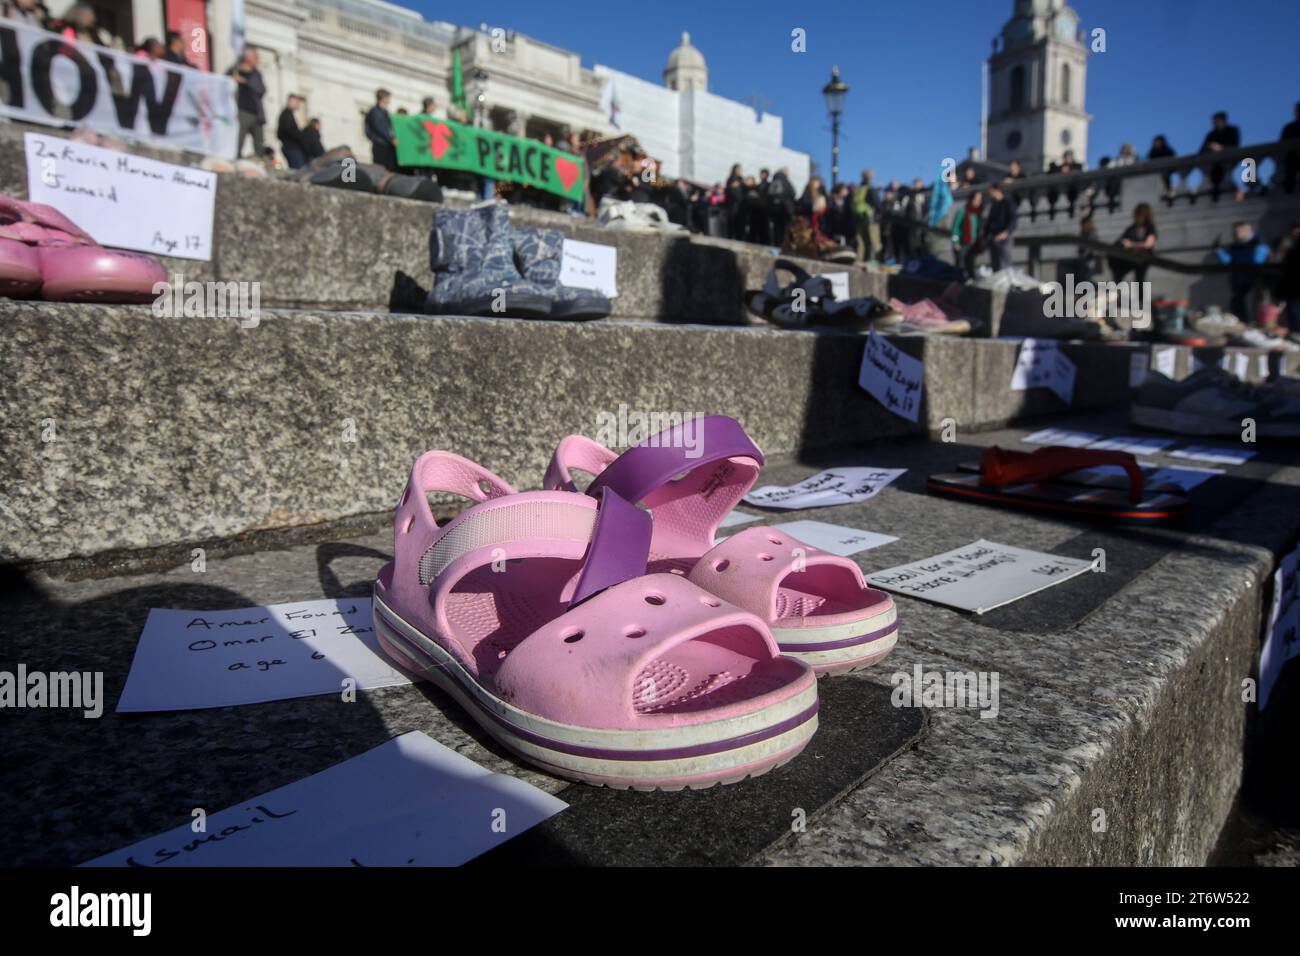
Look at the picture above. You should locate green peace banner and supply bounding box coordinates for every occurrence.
[393,114,585,201]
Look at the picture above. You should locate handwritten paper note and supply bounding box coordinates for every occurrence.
[1087,435,1174,456]
[744,467,906,510]
[1011,339,1076,405]
[858,331,923,422]
[768,520,898,557]
[560,238,618,297]
[1022,427,1104,448]
[865,539,1092,614]
[116,598,410,712]
[824,272,851,301]
[82,732,567,867]
[1260,544,1300,709]
[24,132,216,260]
[1153,345,1178,379]
[1168,444,1257,466]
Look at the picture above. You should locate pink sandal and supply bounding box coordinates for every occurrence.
[0,196,166,303]
[543,416,898,675]
[372,451,818,790]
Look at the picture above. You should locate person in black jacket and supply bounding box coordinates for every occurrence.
[163,30,191,66]
[277,95,307,169]
[302,118,325,163]
[1200,111,1241,198]
[767,168,797,247]
[231,48,266,159]
[366,89,397,172]
[984,179,1019,271]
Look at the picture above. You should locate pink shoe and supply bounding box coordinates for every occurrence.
[0,196,166,303]
[544,417,899,675]
[372,451,818,790]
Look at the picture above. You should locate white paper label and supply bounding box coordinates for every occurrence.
[25,132,216,260]
[1261,544,1300,709]
[116,598,409,712]
[1011,339,1076,405]
[824,271,850,301]
[81,732,567,866]
[1087,435,1174,456]
[1153,346,1178,379]
[858,331,923,422]
[1168,444,1257,466]
[1022,427,1103,448]
[865,539,1093,614]
[768,520,898,556]
[744,467,906,510]
[559,238,618,297]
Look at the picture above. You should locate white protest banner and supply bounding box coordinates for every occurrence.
[858,331,923,422]
[0,20,237,157]
[769,520,898,557]
[865,539,1092,614]
[560,238,618,297]
[1011,339,1076,405]
[82,732,567,867]
[26,132,216,260]
[744,467,906,510]
[1260,544,1300,709]
[116,598,410,712]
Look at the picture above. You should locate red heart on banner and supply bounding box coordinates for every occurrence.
[554,156,580,192]
[424,121,453,160]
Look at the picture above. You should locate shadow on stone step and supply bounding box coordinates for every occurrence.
[389,270,429,314]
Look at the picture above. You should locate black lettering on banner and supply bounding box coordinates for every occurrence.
[523,145,538,179]
[538,151,551,183]
[475,137,491,166]
[492,140,505,173]
[97,54,182,134]
[507,142,523,176]
[30,38,97,120]
[0,27,22,108]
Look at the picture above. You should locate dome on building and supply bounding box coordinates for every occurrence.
[664,32,708,92]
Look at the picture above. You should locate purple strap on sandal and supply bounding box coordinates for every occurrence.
[570,487,652,607]
[585,415,764,506]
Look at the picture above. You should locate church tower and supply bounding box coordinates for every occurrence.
[986,0,1090,173]
[664,32,708,92]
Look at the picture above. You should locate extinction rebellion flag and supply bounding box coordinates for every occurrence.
[393,114,585,202]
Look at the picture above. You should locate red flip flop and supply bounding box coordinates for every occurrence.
[927,445,1190,524]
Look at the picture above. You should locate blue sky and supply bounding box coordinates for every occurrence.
[409,0,1300,183]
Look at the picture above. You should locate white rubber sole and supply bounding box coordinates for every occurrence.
[373,594,819,789]
[772,605,899,675]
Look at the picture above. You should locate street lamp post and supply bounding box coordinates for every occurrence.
[822,66,849,188]
[472,69,489,128]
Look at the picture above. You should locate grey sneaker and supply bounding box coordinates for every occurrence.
[512,227,611,321]
[1131,367,1300,437]
[426,201,552,318]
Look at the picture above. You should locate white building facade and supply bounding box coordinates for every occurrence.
[596,33,809,191]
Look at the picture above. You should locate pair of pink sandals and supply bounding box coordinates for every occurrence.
[0,197,166,302]
[373,416,898,791]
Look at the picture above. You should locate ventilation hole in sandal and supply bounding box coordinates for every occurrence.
[757,553,775,562]
[403,515,415,533]
[714,559,730,572]
[644,592,666,606]
[767,535,783,545]
[700,595,721,608]
[623,626,646,639]
[477,478,494,496]
[561,628,584,643]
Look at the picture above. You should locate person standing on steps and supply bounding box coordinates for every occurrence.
[277,94,307,170]
[984,179,1019,272]
[230,48,267,160]
[366,89,398,173]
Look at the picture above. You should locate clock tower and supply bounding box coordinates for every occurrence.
[986,0,1091,174]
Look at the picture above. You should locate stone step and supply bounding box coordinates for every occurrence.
[5,418,1296,865]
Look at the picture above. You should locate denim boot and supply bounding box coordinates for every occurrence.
[425,200,551,317]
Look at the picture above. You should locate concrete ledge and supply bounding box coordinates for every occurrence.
[0,123,881,327]
[3,303,1150,564]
